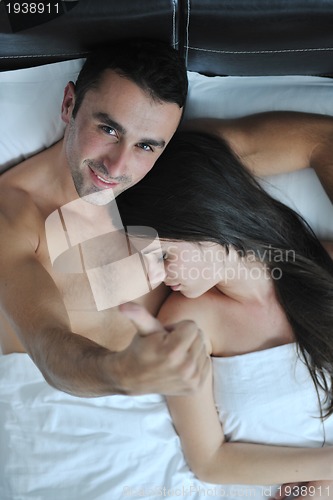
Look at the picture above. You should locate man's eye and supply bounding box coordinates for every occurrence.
[137,143,153,152]
[100,126,117,136]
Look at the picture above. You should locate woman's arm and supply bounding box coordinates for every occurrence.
[159,293,333,485]
[166,367,333,485]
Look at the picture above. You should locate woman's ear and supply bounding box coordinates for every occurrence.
[61,81,76,124]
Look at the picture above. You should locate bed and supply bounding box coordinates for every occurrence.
[1,1,333,499]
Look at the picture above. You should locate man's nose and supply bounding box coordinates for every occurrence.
[104,144,129,178]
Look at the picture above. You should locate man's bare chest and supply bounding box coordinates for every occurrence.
[37,233,168,351]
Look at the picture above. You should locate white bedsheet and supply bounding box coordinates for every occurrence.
[0,353,217,500]
[2,346,332,500]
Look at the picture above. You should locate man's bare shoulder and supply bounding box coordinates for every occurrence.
[1,139,63,197]
[0,178,33,207]
[0,183,44,253]
[0,142,64,233]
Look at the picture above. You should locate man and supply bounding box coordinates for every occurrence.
[0,39,210,397]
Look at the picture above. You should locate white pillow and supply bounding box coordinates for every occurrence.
[0,58,85,171]
[1,60,332,238]
[185,71,333,119]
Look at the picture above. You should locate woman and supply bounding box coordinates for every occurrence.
[116,131,333,490]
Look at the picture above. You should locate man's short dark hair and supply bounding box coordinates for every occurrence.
[72,38,188,117]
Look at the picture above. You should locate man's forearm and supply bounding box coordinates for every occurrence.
[31,327,123,397]
[185,112,333,180]
[28,312,210,398]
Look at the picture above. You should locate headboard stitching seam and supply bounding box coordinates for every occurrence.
[187,46,333,55]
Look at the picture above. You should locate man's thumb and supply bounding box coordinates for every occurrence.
[119,302,165,336]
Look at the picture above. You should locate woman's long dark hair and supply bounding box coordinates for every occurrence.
[116,131,333,417]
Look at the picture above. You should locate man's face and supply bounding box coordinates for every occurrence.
[61,70,182,200]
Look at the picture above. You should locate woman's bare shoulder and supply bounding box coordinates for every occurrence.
[158,289,222,354]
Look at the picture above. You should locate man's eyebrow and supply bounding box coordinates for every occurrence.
[93,112,126,135]
[140,138,166,149]
[94,112,165,149]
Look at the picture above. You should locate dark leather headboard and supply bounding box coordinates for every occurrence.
[2,0,333,76]
[183,0,333,76]
[0,0,179,69]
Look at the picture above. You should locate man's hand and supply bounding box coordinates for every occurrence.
[117,302,210,396]
[273,481,333,500]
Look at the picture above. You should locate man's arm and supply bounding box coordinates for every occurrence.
[185,111,333,201]
[321,241,333,259]
[0,197,209,397]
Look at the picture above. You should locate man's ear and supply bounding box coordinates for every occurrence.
[61,81,76,124]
